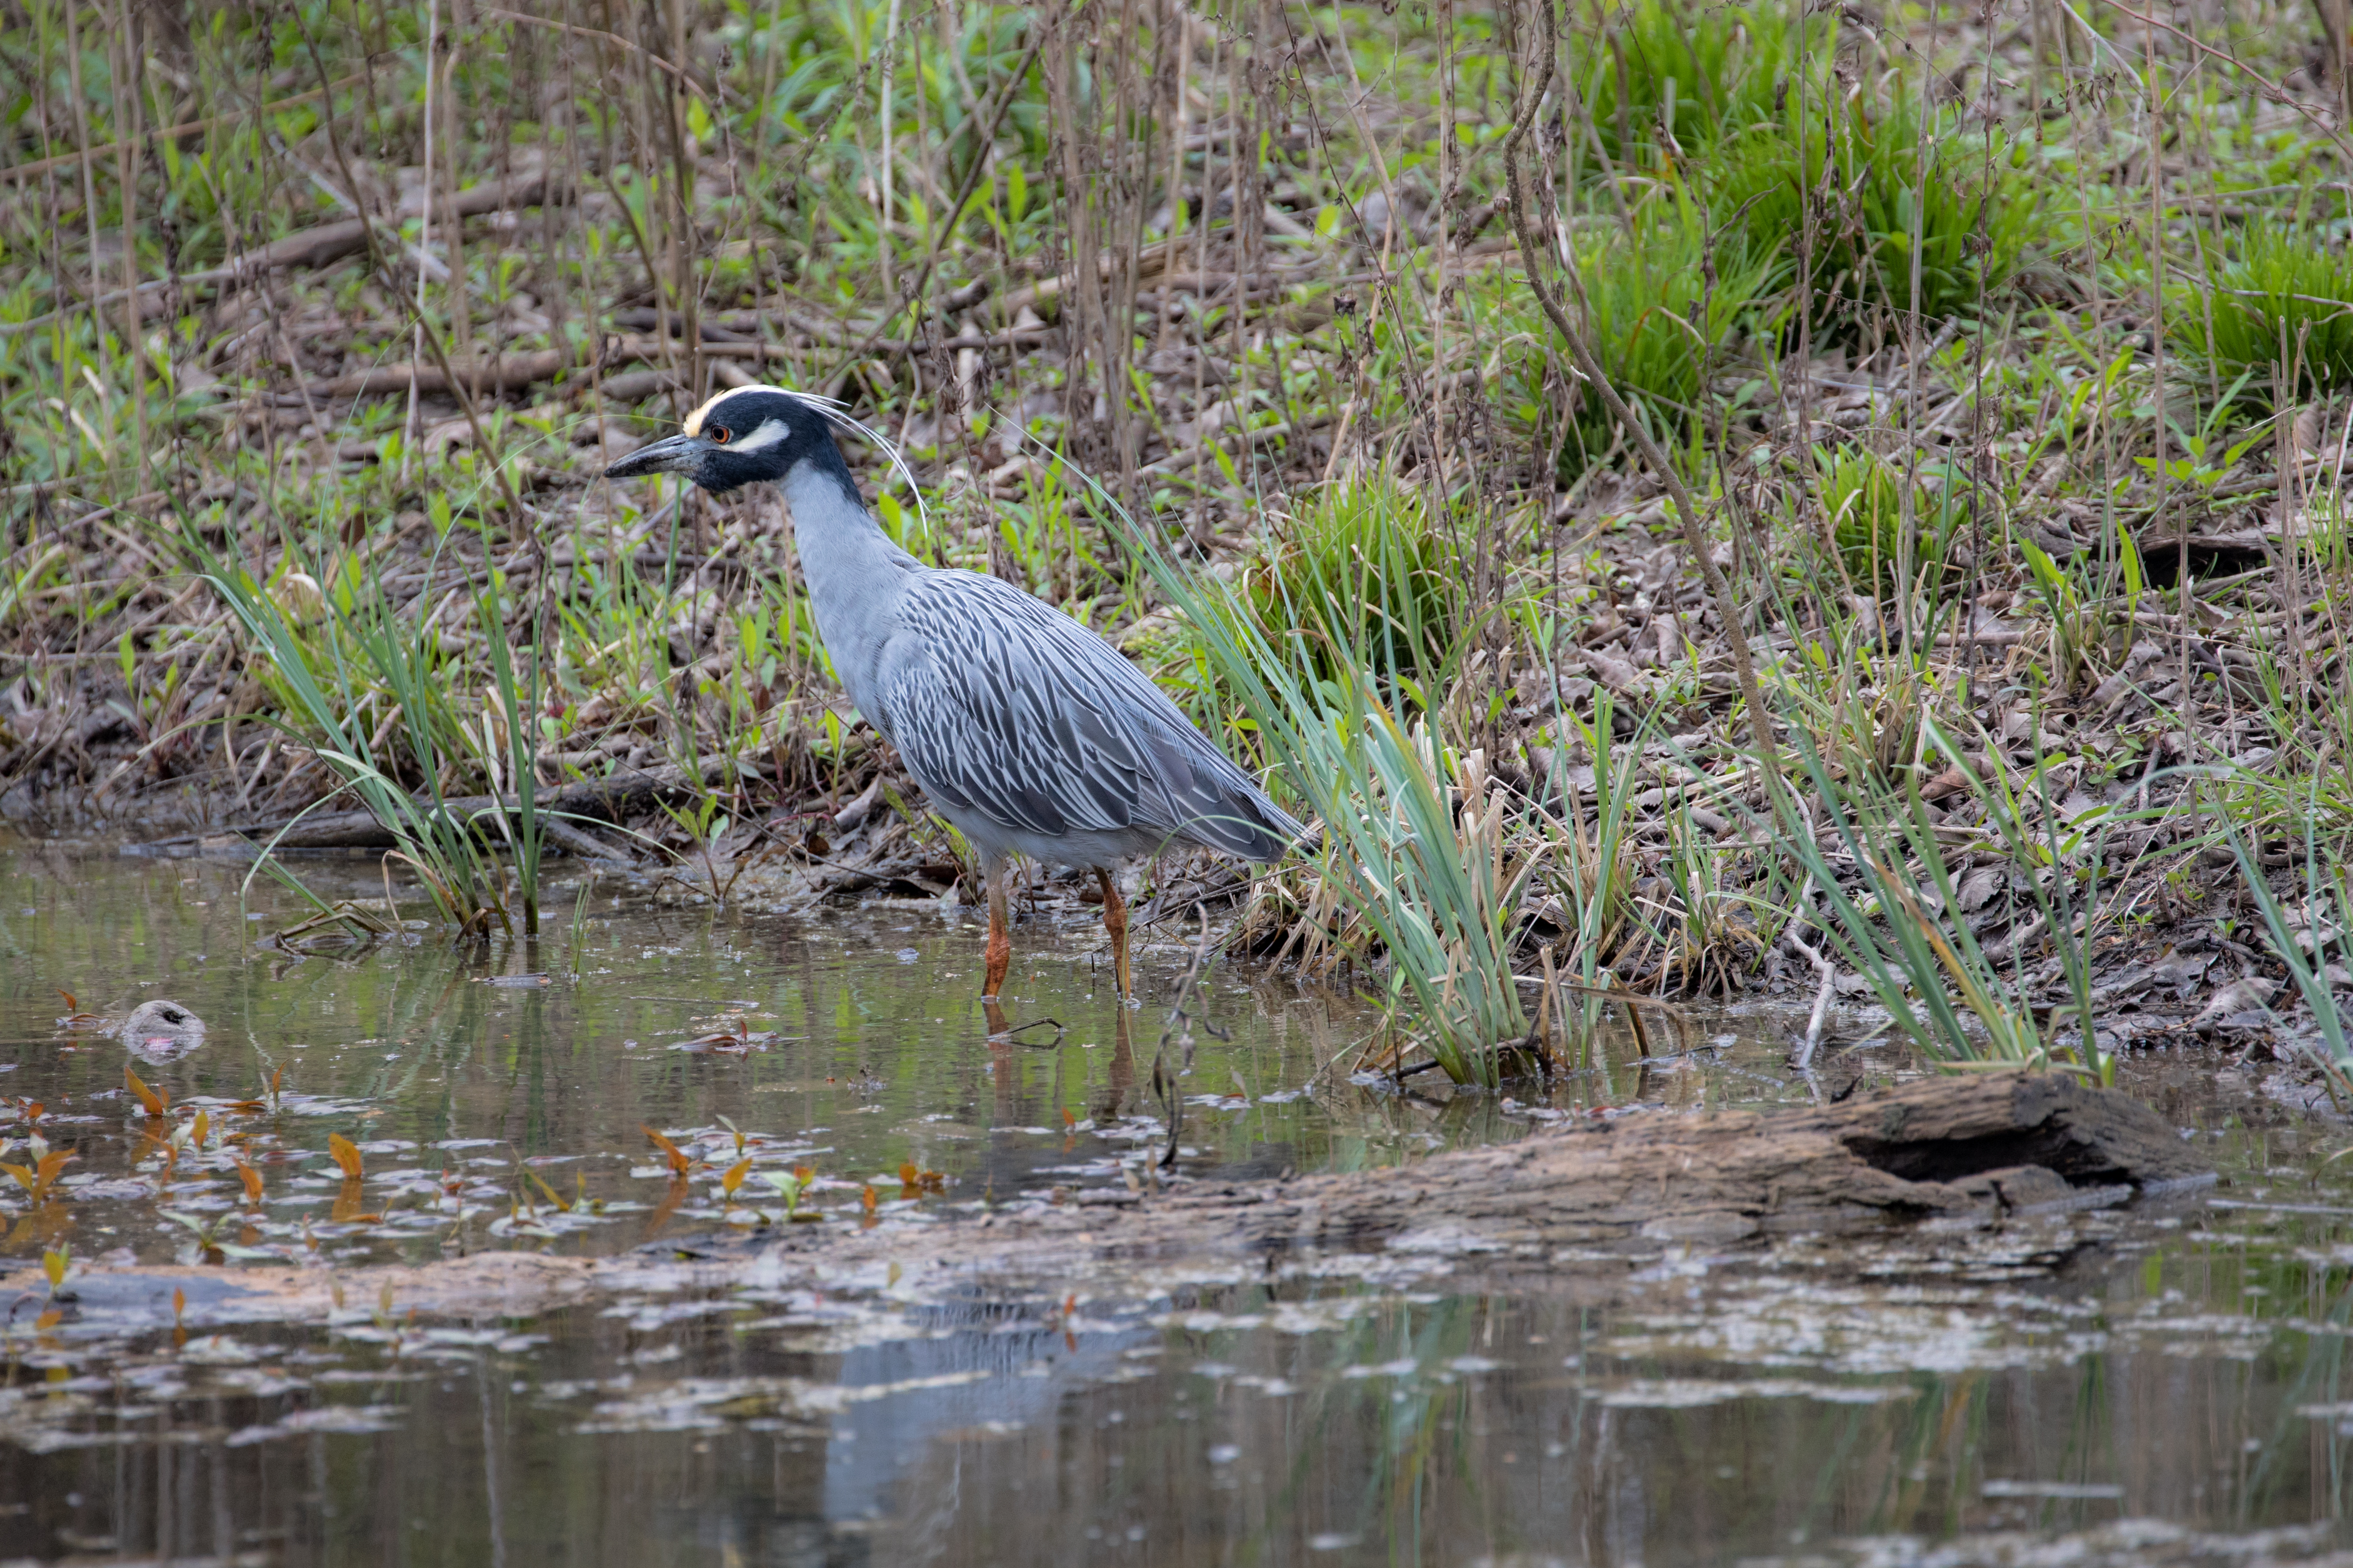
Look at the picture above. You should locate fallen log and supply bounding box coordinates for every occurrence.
[0,171,579,341]
[140,761,724,852]
[252,168,575,275]
[1077,1069,2210,1257]
[48,1074,2212,1329]
[303,331,762,401]
[304,347,577,400]
[0,74,372,187]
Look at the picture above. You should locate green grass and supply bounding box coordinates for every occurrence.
[1548,194,1783,475]
[2223,804,2353,1089]
[1765,720,2111,1081]
[1711,97,2041,324]
[198,547,528,939]
[1818,444,1973,599]
[1124,499,1539,1087]
[2191,222,2353,396]
[1242,475,1467,701]
[1568,0,1807,172]
[5,0,2353,1070]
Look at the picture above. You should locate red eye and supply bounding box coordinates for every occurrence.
[709,426,732,443]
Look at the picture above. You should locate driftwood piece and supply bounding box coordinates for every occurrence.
[143,763,718,853]
[304,347,577,400]
[252,169,574,275]
[49,1075,2212,1330]
[305,331,761,401]
[1068,1070,2210,1258]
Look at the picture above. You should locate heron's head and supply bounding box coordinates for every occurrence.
[604,384,839,495]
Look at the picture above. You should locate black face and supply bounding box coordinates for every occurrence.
[603,385,838,494]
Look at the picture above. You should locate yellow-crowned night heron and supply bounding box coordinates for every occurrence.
[606,384,1299,1004]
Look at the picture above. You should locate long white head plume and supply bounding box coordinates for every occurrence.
[690,382,931,535]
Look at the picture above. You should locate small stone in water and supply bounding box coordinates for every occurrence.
[896,948,920,963]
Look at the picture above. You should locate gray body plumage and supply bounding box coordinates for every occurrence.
[607,384,1294,997]
[780,460,1300,870]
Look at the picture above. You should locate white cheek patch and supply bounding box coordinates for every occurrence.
[729,417,793,455]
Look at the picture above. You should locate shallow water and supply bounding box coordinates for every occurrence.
[0,837,1802,1270]
[4,839,2352,1565]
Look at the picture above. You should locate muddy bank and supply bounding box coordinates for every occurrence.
[36,1073,2210,1330]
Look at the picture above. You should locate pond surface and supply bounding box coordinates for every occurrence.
[3,837,2351,1566]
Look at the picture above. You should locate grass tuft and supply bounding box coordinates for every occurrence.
[2193,222,2353,396]
[1551,195,1783,475]
[1243,475,1465,700]
[1570,0,1803,172]
[1713,99,2040,324]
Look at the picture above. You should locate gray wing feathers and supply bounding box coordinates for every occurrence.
[876,572,1299,861]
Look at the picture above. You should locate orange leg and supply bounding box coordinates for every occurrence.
[982,858,1012,1001]
[1095,867,1131,1000]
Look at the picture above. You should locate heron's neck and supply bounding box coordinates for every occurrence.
[781,444,920,715]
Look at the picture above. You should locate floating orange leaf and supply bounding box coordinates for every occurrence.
[42,1247,67,1291]
[171,1286,186,1325]
[1061,1107,1076,1127]
[792,1164,815,1185]
[232,1159,264,1205]
[34,1309,59,1332]
[642,1124,693,1176]
[525,1168,572,1213]
[326,1133,364,1179]
[3,1149,71,1202]
[55,989,76,1012]
[190,1110,209,1151]
[125,1065,165,1117]
[860,1184,878,1213]
[720,1157,752,1198]
[899,1162,918,1190]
